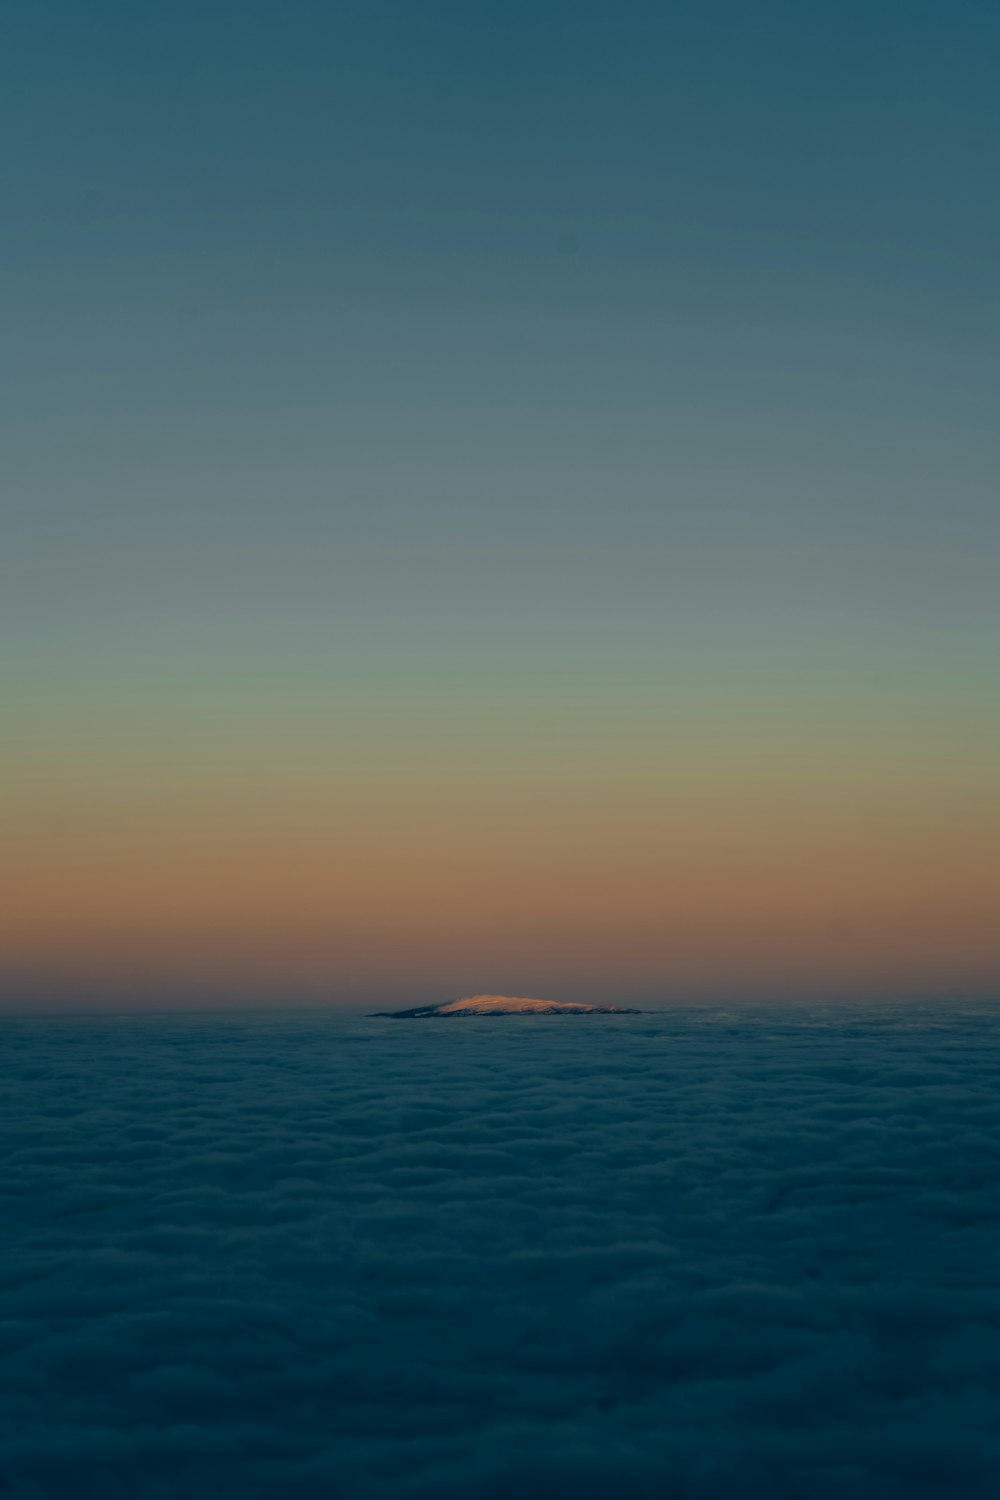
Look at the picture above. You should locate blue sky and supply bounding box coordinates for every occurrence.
[3,1,999,1003]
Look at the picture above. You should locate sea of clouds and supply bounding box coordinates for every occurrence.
[3,1003,1000,1498]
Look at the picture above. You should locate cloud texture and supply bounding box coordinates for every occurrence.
[3,1005,1000,1497]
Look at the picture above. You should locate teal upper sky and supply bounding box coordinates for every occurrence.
[5,0,1000,663]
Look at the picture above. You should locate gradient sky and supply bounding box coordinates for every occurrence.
[3,0,999,1006]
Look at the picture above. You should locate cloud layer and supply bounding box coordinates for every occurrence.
[3,1004,1000,1497]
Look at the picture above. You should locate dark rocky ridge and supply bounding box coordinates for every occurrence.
[372,994,641,1019]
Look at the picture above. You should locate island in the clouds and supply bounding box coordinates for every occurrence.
[372,993,641,1018]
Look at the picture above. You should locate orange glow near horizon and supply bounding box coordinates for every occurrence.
[5,733,998,1004]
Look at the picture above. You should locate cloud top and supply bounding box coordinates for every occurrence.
[2,1003,1000,1498]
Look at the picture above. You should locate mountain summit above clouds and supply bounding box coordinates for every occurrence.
[372,994,641,1018]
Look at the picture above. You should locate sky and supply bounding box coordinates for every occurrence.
[3,0,999,1007]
